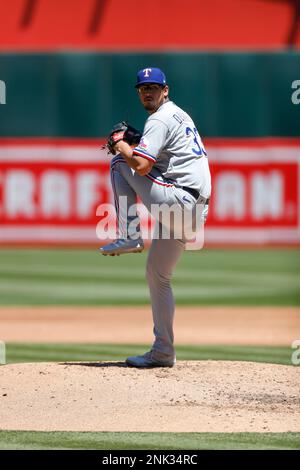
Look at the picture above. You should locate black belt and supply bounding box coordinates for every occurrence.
[181,187,210,204]
[182,186,200,201]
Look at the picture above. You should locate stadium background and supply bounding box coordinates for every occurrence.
[0,0,300,450]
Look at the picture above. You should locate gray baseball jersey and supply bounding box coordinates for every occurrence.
[132,100,211,198]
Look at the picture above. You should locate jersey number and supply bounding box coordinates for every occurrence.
[186,127,207,157]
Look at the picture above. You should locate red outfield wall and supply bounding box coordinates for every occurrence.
[1,0,299,50]
[0,138,299,246]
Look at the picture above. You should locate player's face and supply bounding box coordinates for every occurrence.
[137,84,169,113]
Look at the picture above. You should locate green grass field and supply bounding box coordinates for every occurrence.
[0,248,299,305]
[5,343,294,365]
[0,430,299,450]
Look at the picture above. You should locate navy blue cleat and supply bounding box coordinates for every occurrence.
[126,350,176,368]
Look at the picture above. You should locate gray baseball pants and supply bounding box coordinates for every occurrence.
[110,155,200,362]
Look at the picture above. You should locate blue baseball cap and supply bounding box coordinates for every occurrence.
[135,67,167,88]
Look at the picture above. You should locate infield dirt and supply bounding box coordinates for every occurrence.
[0,306,298,344]
[0,306,299,432]
[0,360,299,432]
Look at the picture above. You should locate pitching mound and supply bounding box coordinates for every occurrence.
[0,361,299,432]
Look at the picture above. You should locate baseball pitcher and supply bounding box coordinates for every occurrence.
[100,67,211,368]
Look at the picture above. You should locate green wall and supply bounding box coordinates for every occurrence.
[0,52,299,137]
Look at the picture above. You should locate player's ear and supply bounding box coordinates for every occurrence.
[163,85,169,97]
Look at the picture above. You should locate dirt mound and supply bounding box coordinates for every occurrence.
[0,361,299,432]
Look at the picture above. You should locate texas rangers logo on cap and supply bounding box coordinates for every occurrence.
[143,68,152,77]
[135,67,167,88]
